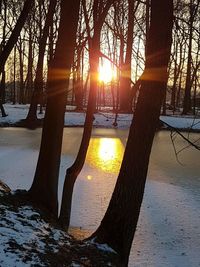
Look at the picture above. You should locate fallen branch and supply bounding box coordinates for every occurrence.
[159,119,200,151]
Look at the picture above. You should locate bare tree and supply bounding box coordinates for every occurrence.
[89,0,173,265]
[28,0,80,217]
[26,0,57,124]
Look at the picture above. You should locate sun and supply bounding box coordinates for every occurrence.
[98,60,116,83]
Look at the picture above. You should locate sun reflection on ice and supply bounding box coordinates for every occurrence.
[86,138,124,174]
[87,175,92,180]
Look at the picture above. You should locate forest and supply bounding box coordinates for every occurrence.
[0,0,199,266]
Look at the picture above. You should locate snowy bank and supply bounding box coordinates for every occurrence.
[0,187,121,267]
[0,104,200,131]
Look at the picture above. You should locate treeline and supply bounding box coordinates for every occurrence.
[0,0,177,265]
[0,0,199,117]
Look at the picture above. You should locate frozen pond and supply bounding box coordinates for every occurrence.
[0,127,200,267]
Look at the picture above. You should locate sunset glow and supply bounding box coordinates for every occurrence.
[98,60,116,83]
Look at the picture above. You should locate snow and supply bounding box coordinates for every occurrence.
[0,105,200,266]
[1,103,200,130]
[88,238,117,254]
[0,201,71,267]
[130,179,200,267]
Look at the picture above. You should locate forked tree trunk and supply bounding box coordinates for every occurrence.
[89,0,173,265]
[29,0,80,217]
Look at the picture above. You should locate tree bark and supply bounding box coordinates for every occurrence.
[29,0,80,218]
[90,0,173,265]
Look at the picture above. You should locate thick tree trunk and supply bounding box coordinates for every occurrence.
[29,0,80,217]
[90,0,173,265]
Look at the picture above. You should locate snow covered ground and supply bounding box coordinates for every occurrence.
[1,103,200,131]
[0,188,119,267]
[0,105,200,266]
[0,194,70,267]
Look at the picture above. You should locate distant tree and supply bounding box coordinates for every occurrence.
[119,0,139,112]
[29,0,80,217]
[89,0,174,266]
[182,0,200,114]
[25,0,57,124]
[0,0,34,116]
[0,0,34,74]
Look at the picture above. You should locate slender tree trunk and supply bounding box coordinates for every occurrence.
[182,0,195,115]
[19,39,25,104]
[26,0,57,123]
[170,39,178,111]
[0,0,34,74]
[59,30,101,229]
[90,1,173,265]
[119,0,135,112]
[29,0,80,218]
[25,29,33,103]
[74,48,84,110]
[0,0,7,116]
[12,46,16,104]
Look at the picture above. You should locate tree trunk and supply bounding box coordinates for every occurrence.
[29,0,80,218]
[0,0,34,74]
[25,28,33,103]
[12,46,16,105]
[74,48,84,110]
[119,0,135,112]
[182,0,196,115]
[26,0,57,123]
[59,30,101,229]
[18,39,25,104]
[90,0,173,265]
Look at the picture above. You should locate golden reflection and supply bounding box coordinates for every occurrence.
[87,175,92,180]
[86,138,124,174]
